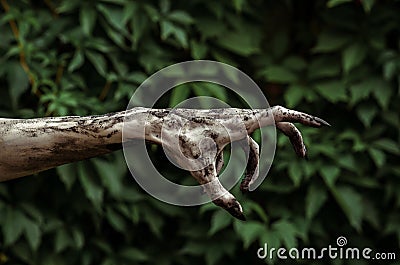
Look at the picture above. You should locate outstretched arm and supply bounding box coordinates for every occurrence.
[0,106,329,219]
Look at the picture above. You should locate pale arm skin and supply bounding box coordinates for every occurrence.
[0,106,329,220]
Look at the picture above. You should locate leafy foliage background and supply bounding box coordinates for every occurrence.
[0,0,399,264]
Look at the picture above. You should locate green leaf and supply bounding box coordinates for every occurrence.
[203,82,228,102]
[306,184,328,219]
[282,56,308,72]
[284,85,311,107]
[106,208,127,232]
[167,10,194,25]
[288,162,303,187]
[55,229,72,253]
[337,154,358,172]
[71,228,85,249]
[356,104,377,127]
[342,43,367,73]
[260,66,298,83]
[372,139,400,155]
[368,148,386,167]
[24,221,41,251]
[7,62,29,108]
[308,57,341,79]
[272,220,298,249]
[331,186,363,231]
[216,29,260,56]
[313,31,350,53]
[208,211,232,235]
[233,0,246,12]
[327,0,352,8]
[190,40,208,59]
[314,81,347,103]
[2,208,26,245]
[205,246,225,265]
[371,81,392,109]
[85,50,107,76]
[160,20,188,47]
[97,4,125,30]
[234,221,265,249]
[68,50,85,72]
[119,248,148,262]
[348,81,373,105]
[78,163,104,207]
[169,85,190,107]
[320,165,340,187]
[57,163,77,191]
[92,159,123,196]
[362,0,375,12]
[80,5,97,36]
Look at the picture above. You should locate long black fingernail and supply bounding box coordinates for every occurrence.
[315,117,331,127]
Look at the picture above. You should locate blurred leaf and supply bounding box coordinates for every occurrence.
[284,85,310,107]
[85,50,107,76]
[209,211,232,235]
[288,161,303,187]
[78,163,104,207]
[7,62,29,108]
[313,31,350,52]
[92,159,123,196]
[260,66,298,83]
[2,208,26,246]
[119,248,148,262]
[233,0,246,12]
[170,85,191,107]
[320,165,340,187]
[160,20,188,47]
[362,0,375,12]
[331,186,363,231]
[371,81,392,109]
[372,139,400,155]
[327,0,352,8]
[168,11,194,25]
[308,57,341,79]
[282,56,308,72]
[24,221,41,251]
[306,184,328,219]
[97,4,125,30]
[190,40,208,59]
[234,221,265,249]
[342,43,367,73]
[71,228,85,249]
[57,163,77,191]
[272,220,298,249]
[68,50,85,72]
[349,80,374,105]
[368,148,386,167]
[315,80,346,103]
[106,208,126,232]
[216,27,261,56]
[356,104,377,127]
[80,5,97,36]
[55,229,72,253]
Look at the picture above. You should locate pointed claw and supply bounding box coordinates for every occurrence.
[272,106,331,128]
[276,122,307,158]
[240,136,260,193]
[314,116,331,127]
[213,197,246,221]
[191,166,246,221]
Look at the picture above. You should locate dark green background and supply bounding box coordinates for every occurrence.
[0,0,399,264]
